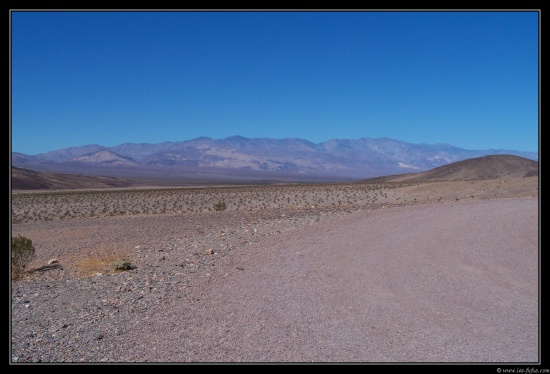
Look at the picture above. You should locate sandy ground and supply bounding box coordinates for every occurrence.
[11,197,538,363]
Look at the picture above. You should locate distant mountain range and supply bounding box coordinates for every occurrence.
[12,154,538,191]
[11,136,539,182]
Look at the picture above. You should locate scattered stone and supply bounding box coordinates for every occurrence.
[47,259,59,265]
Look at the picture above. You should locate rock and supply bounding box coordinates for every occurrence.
[47,259,59,265]
[205,248,214,255]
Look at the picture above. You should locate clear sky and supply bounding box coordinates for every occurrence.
[11,10,539,155]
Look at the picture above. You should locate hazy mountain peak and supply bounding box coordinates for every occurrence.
[71,150,139,166]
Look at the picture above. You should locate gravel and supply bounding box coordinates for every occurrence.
[10,198,539,363]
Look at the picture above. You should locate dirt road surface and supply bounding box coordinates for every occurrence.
[115,198,539,362]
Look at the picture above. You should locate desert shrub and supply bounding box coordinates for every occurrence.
[111,259,135,271]
[11,235,36,280]
[213,201,227,211]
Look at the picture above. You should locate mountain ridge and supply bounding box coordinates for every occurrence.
[11,154,538,191]
[12,136,538,181]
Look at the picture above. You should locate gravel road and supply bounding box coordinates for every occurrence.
[11,198,539,363]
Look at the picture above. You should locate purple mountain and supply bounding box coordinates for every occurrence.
[11,136,538,182]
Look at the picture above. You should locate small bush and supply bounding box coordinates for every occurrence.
[11,235,36,280]
[111,259,134,271]
[213,201,227,211]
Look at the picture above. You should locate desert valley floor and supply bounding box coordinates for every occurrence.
[10,173,539,363]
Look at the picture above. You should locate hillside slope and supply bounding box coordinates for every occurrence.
[11,166,135,190]
[361,154,538,183]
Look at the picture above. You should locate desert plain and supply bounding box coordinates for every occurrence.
[10,158,539,363]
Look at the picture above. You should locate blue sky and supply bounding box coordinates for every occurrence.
[11,10,539,155]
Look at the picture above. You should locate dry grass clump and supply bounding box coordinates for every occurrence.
[75,250,133,276]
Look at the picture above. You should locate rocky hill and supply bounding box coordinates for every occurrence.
[361,154,539,183]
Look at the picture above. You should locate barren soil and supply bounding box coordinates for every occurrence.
[10,179,539,363]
